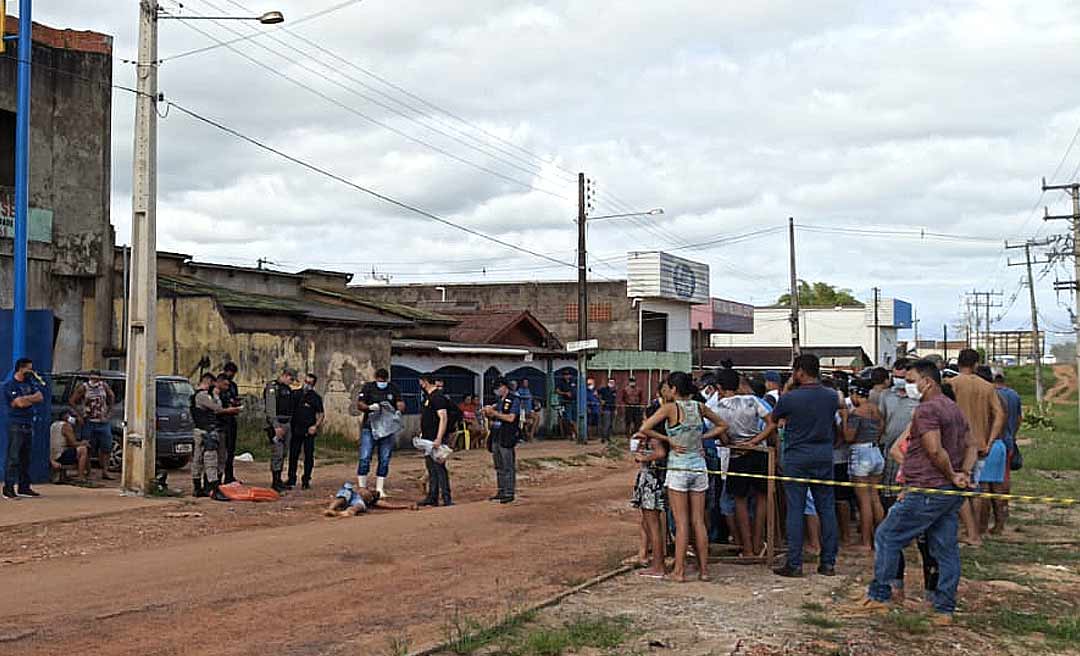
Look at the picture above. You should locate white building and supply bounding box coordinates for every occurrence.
[710,299,912,367]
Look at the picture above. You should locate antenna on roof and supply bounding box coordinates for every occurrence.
[256,257,280,270]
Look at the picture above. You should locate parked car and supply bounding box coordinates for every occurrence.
[50,371,196,471]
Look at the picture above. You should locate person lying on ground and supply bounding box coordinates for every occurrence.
[324,481,417,517]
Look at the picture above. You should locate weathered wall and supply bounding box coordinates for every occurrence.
[115,295,392,438]
[181,264,303,299]
[356,281,640,350]
[0,28,114,371]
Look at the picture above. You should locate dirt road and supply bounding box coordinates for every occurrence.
[1045,364,1077,404]
[0,444,638,655]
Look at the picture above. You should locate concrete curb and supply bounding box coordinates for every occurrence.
[405,563,634,656]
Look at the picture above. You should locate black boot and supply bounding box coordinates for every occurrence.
[271,471,287,493]
[209,482,230,502]
[193,478,207,498]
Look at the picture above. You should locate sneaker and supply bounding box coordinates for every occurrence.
[417,498,437,507]
[500,496,515,504]
[488,495,504,502]
[773,564,804,578]
[17,488,40,498]
[2,486,18,500]
[817,564,836,577]
[301,481,311,490]
[930,612,954,626]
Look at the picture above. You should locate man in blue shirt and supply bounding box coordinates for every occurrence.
[4,358,45,499]
[767,353,841,577]
[992,373,1022,534]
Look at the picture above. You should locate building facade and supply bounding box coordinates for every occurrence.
[0,18,115,371]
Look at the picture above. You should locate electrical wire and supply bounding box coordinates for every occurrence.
[157,0,365,63]
[220,0,579,183]
[164,6,572,201]
[164,99,578,270]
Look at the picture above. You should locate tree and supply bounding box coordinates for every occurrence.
[776,281,861,307]
[1051,341,1075,363]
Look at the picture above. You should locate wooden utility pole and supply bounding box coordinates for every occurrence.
[1042,178,1080,425]
[576,172,588,444]
[968,289,1003,356]
[1006,238,1053,404]
[872,287,881,365]
[788,217,801,361]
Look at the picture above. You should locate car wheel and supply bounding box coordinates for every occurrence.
[109,436,124,472]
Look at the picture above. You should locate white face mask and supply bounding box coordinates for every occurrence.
[893,377,907,390]
[905,382,923,401]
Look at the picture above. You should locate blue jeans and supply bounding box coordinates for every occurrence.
[868,489,964,614]
[357,429,394,477]
[782,462,838,569]
[703,443,723,542]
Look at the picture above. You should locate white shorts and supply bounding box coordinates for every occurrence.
[972,457,987,486]
[666,469,709,493]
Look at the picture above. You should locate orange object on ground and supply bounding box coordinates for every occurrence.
[218,482,280,502]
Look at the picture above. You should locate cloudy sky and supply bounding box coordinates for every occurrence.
[26,0,1080,343]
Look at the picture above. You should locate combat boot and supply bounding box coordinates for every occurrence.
[271,470,287,493]
[193,478,207,498]
[209,482,230,502]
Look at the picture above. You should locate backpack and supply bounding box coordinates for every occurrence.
[1009,441,1023,471]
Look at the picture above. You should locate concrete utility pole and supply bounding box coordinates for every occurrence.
[912,306,919,352]
[576,172,587,444]
[788,217,801,362]
[873,287,881,365]
[1006,238,1053,404]
[942,324,948,364]
[968,289,1003,356]
[1042,177,1080,425]
[122,0,159,494]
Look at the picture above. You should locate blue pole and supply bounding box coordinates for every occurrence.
[12,0,32,363]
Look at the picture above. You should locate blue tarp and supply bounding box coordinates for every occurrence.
[0,310,55,483]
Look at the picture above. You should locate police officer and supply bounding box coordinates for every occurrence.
[288,373,324,490]
[191,373,229,501]
[220,362,241,483]
[484,377,521,504]
[264,367,298,492]
[3,357,45,499]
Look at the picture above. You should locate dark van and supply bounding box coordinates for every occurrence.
[50,371,196,471]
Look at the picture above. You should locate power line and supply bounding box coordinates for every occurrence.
[165,99,579,271]
[220,0,579,183]
[156,0,365,63]
[166,6,572,201]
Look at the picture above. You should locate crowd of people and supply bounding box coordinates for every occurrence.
[625,349,1024,623]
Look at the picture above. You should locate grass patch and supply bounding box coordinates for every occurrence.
[441,612,631,656]
[973,609,1080,644]
[383,634,410,656]
[235,417,358,463]
[883,611,931,635]
[800,613,841,629]
[800,602,827,613]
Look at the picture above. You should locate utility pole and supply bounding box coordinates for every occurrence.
[122,0,159,495]
[968,290,1003,357]
[788,217,801,361]
[942,324,948,365]
[1006,238,1053,404]
[912,305,919,355]
[1042,177,1080,425]
[10,0,31,364]
[873,287,881,365]
[576,172,587,444]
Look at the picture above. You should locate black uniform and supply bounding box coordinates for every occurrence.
[219,379,240,483]
[420,389,453,506]
[287,387,324,487]
[490,392,520,501]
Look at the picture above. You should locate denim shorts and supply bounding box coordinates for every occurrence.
[849,443,885,477]
[84,421,113,453]
[666,469,709,493]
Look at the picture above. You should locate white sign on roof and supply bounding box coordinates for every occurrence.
[626,251,710,304]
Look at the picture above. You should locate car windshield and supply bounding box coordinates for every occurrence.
[156,380,194,410]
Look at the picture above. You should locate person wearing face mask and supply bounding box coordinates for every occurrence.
[598,378,617,442]
[857,359,976,623]
[585,378,601,440]
[879,359,918,508]
[355,368,402,496]
[288,373,324,490]
[50,411,90,483]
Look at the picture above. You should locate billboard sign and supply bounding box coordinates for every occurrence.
[626,251,710,304]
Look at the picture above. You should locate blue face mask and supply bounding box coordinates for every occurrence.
[376,381,388,390]
[893,377,906,390]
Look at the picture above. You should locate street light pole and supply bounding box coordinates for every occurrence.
[122,0,159,494]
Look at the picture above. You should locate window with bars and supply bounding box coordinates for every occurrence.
[564,303,613,323]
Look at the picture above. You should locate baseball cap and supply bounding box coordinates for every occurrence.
[764,371,781,383]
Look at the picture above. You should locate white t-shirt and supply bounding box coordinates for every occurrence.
[715,394,770,443]
[50,421,68,460]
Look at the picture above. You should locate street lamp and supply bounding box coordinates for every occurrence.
[122,3,283,495]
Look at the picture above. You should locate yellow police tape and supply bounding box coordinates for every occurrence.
[658,466,1079,506]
